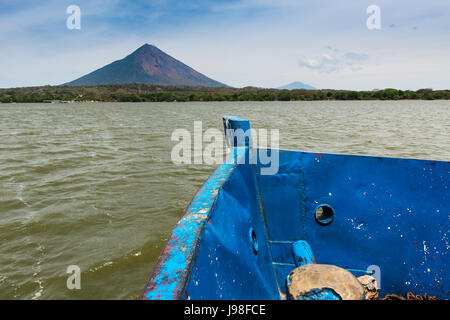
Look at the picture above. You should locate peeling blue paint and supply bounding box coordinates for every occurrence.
[141,162,237,300]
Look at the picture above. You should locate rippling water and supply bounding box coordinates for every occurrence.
[0,100,449,299]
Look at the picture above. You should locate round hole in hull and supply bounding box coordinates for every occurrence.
[314,204,335,225]
[249,228,258,254]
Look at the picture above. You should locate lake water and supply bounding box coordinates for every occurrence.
[0,100,449,299]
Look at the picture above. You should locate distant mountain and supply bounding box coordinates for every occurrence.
[277,81,316,90]
[63,44,227,87]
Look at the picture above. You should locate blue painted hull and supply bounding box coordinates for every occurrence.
[142,117,449,300]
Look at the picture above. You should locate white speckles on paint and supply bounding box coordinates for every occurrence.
[347,218,366,231]
[423,241,429,255]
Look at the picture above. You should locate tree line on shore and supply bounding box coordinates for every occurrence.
[1,84,449,103]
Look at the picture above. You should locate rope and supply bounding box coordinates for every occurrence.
[378,292,438,300]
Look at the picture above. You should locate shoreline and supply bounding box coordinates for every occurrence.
[1,99,450,104]
[1,85,449,103]
[2,99,450,104]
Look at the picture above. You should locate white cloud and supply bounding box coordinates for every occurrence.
[298,49,369,73]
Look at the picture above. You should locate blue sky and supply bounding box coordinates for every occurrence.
[0,0,449,89]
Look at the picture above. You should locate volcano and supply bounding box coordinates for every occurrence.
[63,44,227,87]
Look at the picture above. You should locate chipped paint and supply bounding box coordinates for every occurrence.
[141,161,238,300]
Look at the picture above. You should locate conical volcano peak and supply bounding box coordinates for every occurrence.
[134,43,159,53]
[63,44,227,87]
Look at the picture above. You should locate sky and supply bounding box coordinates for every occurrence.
[0,0,449,90]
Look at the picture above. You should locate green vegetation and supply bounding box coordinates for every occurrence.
[1,84,449,103]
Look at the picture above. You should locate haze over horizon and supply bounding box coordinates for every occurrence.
[0,0,449,90]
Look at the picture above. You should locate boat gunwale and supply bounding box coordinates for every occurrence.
[141,161,238,300]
